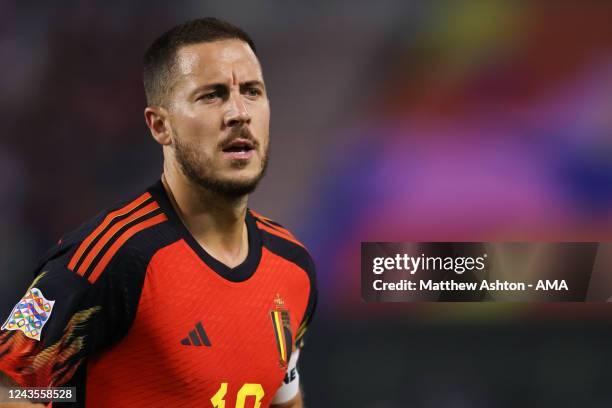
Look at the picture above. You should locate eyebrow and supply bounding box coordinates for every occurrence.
[191,80,265,94]
[240,80,265,89]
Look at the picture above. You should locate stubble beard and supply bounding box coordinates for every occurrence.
[173,135,269,199]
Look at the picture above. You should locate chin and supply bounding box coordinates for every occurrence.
[223,166,263,182]
[224,174,262,188]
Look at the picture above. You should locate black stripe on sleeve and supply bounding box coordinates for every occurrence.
[72,197,154,272]
[81,207,163,281]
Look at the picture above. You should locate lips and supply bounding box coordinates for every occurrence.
[221,138,256,160]
[221,138,255,153]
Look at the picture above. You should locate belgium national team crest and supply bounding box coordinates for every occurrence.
[270,293,292,368]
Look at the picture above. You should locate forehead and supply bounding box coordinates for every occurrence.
[174,39,263,84]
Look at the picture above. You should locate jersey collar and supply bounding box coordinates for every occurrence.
[148,180,262,282]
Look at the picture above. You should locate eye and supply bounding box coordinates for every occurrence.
[244,87,262,98]
[198,91,219,101]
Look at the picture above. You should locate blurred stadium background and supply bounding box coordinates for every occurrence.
[2,1,612,406]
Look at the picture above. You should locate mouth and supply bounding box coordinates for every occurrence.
[221,138,256,160]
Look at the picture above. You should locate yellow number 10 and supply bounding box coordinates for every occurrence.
[211,382,264,408]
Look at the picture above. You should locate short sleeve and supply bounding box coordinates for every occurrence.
[0,258,120,387]
[294,254,317,349]
[0,190,168,388]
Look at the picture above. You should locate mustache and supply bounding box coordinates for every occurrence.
[218,127,259,149]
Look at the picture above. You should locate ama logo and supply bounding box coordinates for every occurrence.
[535,280,569,290]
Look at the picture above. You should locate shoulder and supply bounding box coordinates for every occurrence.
[249,211,318,345]
[40,187,175,285]
[249,209,316,279]
[17,186,178,349]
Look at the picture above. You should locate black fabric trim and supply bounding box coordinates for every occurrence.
[72,197,154,272]
[0,330,15,346]
[10,186,179,399]
[0,345,9,360]
[51,335,84,376]
[29,263,93,348]
[41,189,160,279]
[148,180,263,283]
[255,216,287,231]
[264,218,284,228]
[259,229,311,273]
[253,216,283,232]
[90,219,178,350]
[52,360,87,408]
[260,229,317,346]
[81,208,164,281]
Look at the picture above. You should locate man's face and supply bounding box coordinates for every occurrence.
[166,39,270,197]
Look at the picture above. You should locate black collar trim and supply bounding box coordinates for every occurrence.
[148,180,262,282]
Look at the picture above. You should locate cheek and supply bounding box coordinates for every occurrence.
[172,113,219,145]
[181,115,214,134]
[251,104,270,135]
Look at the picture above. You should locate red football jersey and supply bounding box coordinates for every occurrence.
[0,180,317,407]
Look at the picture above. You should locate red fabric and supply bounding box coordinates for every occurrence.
[85,241,310,407]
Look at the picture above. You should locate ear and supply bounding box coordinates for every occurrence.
[144,106,172,146]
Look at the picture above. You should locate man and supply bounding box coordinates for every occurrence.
[0,17,316,407]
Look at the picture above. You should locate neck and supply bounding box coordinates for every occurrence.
[162,166,249,268]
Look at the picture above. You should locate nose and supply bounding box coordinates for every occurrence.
[223,92,251,128]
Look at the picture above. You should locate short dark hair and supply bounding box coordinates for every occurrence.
[143,17,257,107]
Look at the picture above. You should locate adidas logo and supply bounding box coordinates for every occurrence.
[180,321,211,347]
